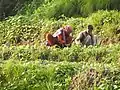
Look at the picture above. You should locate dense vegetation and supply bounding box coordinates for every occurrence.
[0,10,120,46]
[0,0,120,90]
[19,0,120,19]
[0,44,120,90]
[0,0,120,19]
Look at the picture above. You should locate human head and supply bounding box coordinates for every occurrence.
[87,25,93,34]
[64,25,72,34]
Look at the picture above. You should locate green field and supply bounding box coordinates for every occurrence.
[0,0,120,90]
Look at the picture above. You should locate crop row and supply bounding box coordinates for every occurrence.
[0,44,120,63]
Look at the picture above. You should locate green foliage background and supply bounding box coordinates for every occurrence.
[19,0,120,19]
[0,0,120,90]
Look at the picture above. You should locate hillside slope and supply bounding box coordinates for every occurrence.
[0,0,120,90]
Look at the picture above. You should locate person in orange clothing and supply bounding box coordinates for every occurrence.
[45,25,73,47]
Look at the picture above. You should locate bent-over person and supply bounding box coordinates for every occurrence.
[45,25,73,48]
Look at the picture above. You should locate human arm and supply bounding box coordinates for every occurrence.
[75,32,83,45]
